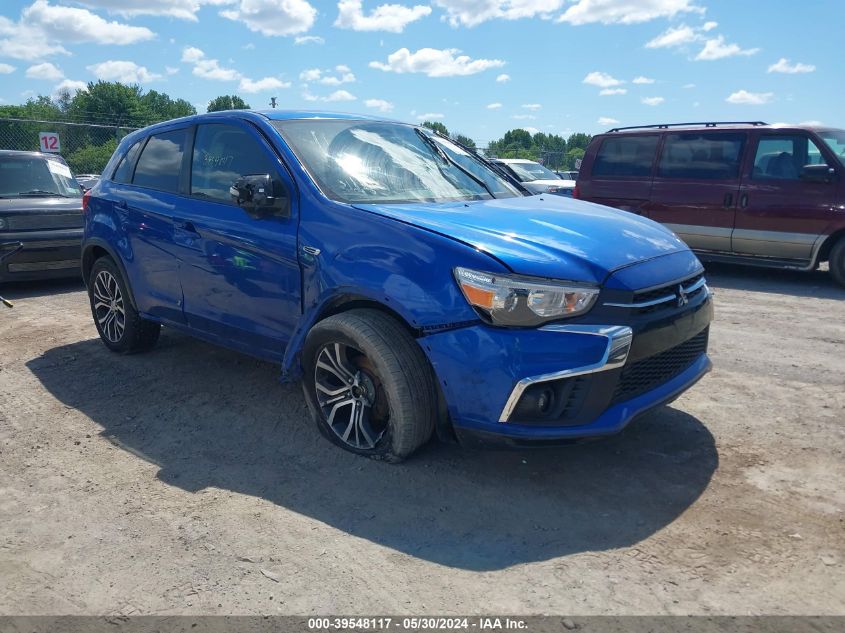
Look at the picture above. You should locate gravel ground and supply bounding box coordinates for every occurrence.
[0,263,843,616]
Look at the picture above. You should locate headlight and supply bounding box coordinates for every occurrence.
[454,267,599,327]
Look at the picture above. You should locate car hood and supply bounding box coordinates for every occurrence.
[522,179,575,193]
[353,195,689,284]
[0,197,83,212]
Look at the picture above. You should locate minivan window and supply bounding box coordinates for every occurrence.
[658,133,745,180]
[132,129,187,193]
[112,140,143,184]
[191,124,284,205]
[503,161,560,182]
[752,135,829,180]
[593,135,659,177]
[819,130,845,164]
[273,119,517,204]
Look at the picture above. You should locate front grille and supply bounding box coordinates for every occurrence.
[604,273,707,315]
[6,214,83,230]
[611,327,709,404]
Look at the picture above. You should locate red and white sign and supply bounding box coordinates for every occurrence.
[39,132,61,153]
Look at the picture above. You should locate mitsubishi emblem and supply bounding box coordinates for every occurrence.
[677,284,689,307]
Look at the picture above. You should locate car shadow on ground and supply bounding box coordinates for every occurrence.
[0,277,85,300]
[702,261,845,299]
[27,332,718,572]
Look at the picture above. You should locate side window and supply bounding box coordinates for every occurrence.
[753,135,829,180]
[191,123,287,212]
[593,135,659,178]
[132,129,188,193]
[657,133,745,180]
[112,140,143,184]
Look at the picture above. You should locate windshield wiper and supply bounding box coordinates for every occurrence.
[414,129,496,199]
[17,190,69,197]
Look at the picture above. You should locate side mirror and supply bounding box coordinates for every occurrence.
[800,164,836,184]
[229,174,290,218]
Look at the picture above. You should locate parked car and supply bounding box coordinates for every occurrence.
[556,169,579,180]
[0,150,84,283]
[76,174,100,191]
[82,110,713,461]
[490,158,576,196]
[576,121,845,285]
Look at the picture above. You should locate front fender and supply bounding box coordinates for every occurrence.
[281,203,506,379]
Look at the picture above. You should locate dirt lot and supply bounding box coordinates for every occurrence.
[0,263,843,616]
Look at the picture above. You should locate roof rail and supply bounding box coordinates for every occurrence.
[606,121,768,133]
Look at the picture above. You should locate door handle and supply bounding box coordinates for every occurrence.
[740,193,749,208]
[174,220,200,235]
[723,193,733,207]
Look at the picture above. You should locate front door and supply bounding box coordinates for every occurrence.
[175,121,300,360]
[645,132,747,253]
[734,132,837,261]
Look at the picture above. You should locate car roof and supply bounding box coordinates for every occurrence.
[600,122,845,136]
[0,149,65,159]
[493,158,539,164]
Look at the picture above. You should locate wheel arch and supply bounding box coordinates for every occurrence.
[81,239,138,309]
[817,228,845,263]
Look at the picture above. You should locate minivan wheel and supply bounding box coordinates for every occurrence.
[302,309,437,462]
[829,238,845,287]
[88,257,161,353]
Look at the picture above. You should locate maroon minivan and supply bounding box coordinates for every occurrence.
[575,122,845,286]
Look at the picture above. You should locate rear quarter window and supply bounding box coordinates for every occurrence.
[112,140,143,184]
[592,135,659,178]
[658,133,746,180]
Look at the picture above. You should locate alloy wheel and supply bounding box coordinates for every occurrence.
[93,270,126,343]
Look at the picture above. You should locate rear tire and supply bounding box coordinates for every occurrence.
[301,309,437,462]
[88,257,160,353]
[829,237,845,287]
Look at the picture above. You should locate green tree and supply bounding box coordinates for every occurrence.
[453,133,476,149]
[566,132,592,152]
[207,95,250,112]
[66,138,118,174]
[565,147,585,170]
[142,90,196,121]
[68,81,151,127]
[421,120,448,136]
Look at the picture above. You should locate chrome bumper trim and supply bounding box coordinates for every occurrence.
[498,324,633,423]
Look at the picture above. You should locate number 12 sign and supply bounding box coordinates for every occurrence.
[39,132,61,153]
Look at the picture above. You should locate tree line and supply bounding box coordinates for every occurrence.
[0,81,588,174]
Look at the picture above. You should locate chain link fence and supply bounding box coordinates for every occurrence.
[0,117,139,174]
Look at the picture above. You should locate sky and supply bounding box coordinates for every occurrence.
[0,0,842,146]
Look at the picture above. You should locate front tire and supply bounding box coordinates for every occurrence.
[829,237,845,287]
[302,309,437,462]
[88,257,160,353]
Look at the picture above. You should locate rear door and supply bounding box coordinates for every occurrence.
[734,131,837,260]
[644,132,746,253]
[174,121,300,359]
[110,128,189,323]
[580,134,659,214]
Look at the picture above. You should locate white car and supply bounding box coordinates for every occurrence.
[490,159,576,196]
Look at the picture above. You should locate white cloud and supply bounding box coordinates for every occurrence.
[434,0,566,28]
[645,24,698,48]
[26,62,63,81]
[696,36,759,61]
[370,47,505,77]
[512,114,536,120]
[52,78,87,97]
[583,71,623,88]
[597,116,619,125]
[239,76,290,93]
[165,66,179,75]
[641,96,665,106]
[181,47,238,81]
[726,90,773,105]
[768,58,815,74]
[87,60,161,83]
[295,35,324,44]
[522,103,541,110]
[304,88,356,102]
[559,0,702,25]
[364,98,394,112]
[496,73,510,82]
[632,76,655,84]
[683,83,696,88]
[335,0,431,33]
[702,20,717,31]
[0,0,154,60]
[76,1,232,21]
[0,63,15,74]
[519,126,539,135]
[599,88,626,96]
[221,0,317,37]
[300,65,355,85]
[486,102,502,109]
[415,112,444,120]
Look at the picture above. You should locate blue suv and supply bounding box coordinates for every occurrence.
[82,110,713,461]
